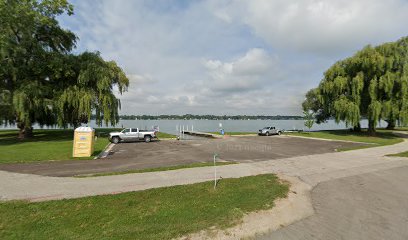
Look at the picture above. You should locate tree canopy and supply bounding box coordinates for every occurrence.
[56,52,128,128]
[303,37,408,134]
[0,0,129,138]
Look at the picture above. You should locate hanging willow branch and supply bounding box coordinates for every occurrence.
[303,36,408,133]
[56,52,129,127]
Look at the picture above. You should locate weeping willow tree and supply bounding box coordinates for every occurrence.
[0,0,129,138]
[1,0,77,138]
[56,52,128,128]
[303,37,408,134]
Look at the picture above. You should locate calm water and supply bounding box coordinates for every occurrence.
[1,119,388,134]
[109,119,388,134]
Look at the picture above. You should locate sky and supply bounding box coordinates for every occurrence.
[59,0,408,115]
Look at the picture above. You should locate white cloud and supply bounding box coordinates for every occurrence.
[203,48,281,93]
[127,74,156,85]
[59,0,408,115]
[220,0,408,55]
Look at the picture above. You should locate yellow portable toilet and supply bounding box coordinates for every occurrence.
[73,127,95,157]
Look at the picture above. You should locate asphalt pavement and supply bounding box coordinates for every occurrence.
[0,135,363,177]
[257,166,408,240]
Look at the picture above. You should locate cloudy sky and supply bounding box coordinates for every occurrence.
[59,0,408,115]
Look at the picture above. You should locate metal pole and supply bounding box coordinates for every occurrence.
[214,153,217,189]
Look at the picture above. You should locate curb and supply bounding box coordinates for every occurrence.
[96,143,115,159]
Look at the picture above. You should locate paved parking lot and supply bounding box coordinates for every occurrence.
[0,136,364,177]
[107,135,363,163]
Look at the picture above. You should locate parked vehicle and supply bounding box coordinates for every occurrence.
[258,126,282,136]
[109,128,157,143]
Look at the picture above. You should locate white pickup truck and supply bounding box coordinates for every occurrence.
[109,128,157,143]
[258,126,282,136]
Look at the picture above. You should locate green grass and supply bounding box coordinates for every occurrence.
[156,132,176,138]
[376,127,408,132]
[76,161,237,177]
[0,174,289,240]
[387,151,408,157]
[210,132,256,136]
[0,129,117,164]
[285,130,403,151]
[386,127,408,131]
[0,129,177,164]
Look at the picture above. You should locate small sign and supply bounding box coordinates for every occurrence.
[219,123,222,128]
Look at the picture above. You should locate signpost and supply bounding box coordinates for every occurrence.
[219,123,224,136]
[214,153,218,189]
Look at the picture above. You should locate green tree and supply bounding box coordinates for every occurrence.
[303,110,314,131]
[0,0,76,137]
[302,88,329,124]
[56,52,128,127]
[303,37,408,135]
[0,0,129,138]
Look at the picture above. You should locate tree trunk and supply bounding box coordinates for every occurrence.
[368,120,376,136]
[17,122,33,139]
[386,120,396,130]
[25,126,33,138]
[353,122,362,132]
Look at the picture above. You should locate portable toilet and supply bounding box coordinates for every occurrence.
[73,127,95,157]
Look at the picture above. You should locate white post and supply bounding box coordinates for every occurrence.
[192,125,194,132]
[182,125,185,138]
[214,154,217,189]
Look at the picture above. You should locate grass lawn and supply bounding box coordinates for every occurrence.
[285,130,403,151]
[0,129,176,164]
[156,132,176,138]
[75,161,237,177]
[210,132,256,136]
[387,151,408,157]
[0,174,289,240]
[0,129,113,164]
[388,127,408,131]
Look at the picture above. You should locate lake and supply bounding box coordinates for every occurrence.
[1,119,388,134]
[110,119,389,134]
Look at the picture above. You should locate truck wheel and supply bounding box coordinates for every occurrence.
[112,137,119,144]
[266,132,269,136]
[144,135,151,143]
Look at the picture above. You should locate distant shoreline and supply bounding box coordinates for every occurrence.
[113,114,305,121]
